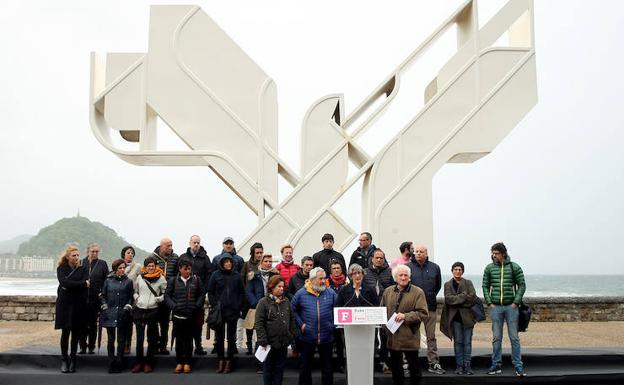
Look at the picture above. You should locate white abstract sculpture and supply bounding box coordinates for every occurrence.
[90,0,537,259]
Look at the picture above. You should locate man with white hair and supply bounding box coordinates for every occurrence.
[291,267,337,385]
[382,264,428,385]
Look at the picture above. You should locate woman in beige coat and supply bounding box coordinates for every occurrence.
[440,261,476,375]
[382,264,428,385]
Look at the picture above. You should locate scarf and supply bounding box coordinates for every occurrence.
[269,293,283,304]
[330,273,347,287]
[141,265,164,282]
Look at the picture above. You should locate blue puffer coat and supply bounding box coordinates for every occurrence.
[407,258,441,311]
[100,273,134,328]
[291,282,337,345]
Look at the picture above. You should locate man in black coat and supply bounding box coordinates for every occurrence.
[312,233,346,276]
[179,234,212,355]
[349,232,377,270]
[151,238,179,354]
[79,243,109,354]
[363,248,394,370]
[407,244,444,375]
[286,256,314,300]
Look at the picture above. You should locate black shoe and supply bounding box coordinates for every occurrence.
[61,358,69,373]
[68,356,76,373]
[194,348,208,356]
[210,347,217,354]
[334,365,345,373]
[158,348,170,355]
[87,349,95,355]
[78,349,86,355]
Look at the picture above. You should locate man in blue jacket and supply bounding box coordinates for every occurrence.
[291,267,337,385]
[407,244,445,375]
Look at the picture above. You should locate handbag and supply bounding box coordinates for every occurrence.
[518,303,532,332]
[510,263,531,332]
[243,308,256,330]
[207,302,223,329]
[471,296,486,322]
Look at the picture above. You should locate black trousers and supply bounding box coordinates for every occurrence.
[389,349,422,385]
[60,327,80,358]
[135,318,158,364]
[215,318,238,359]
[80,301,99,351]
[334,329,344,366]
[156,302,170,350]
[106,327,127,361]
[173,317,194,365]
[299,342,333,385]
[375,328,389,362]
[193,308,205,351]
[263,347,288,385]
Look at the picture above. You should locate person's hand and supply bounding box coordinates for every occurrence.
[395,313,406,322]
[101,304,108,311]
[85,280,90,288]
[489,304,496,309]
[511,303,518,309]
[124,304,132,311]
[301,324,306,333]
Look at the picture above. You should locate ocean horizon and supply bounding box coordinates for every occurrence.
[0,274,621,297]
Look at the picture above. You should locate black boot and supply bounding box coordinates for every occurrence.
[68,355,76,373]
[61,357,69,373]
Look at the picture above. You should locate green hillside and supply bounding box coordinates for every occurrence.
[17,216,149,263]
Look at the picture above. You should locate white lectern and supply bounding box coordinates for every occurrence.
[334,307,387,385]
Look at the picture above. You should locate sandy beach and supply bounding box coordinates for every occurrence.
[1,320,622,353]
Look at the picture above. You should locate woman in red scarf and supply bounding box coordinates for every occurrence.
[327,261,349,373]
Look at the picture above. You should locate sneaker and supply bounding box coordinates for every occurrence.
[465,366,473,375]
[382,362,392,374]
[428,362,445,375]
[183,364,192,374]
[174,364,183,373]
[515,367,527,377]
[487,366,502,375]
[454,367,463,375]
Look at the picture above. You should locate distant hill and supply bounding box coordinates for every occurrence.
[17,216,149,263]
[0,234,33,254]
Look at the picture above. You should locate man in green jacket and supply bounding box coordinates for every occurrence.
[482,242,526,377]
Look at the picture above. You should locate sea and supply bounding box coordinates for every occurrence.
[0,275,621,297]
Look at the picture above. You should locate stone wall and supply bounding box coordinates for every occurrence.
[1,296,623,322]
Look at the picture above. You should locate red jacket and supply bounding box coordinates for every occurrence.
[275,261,300,287]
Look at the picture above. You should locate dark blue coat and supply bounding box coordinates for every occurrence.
[335,282,379,307]
[100,273,134,328]
[246,269,278,309]
[291,285,337,345]
[207,256,245,321]
[407,258,441,311]
[165,274,205,319]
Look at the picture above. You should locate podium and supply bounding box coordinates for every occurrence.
[334,307,387,385]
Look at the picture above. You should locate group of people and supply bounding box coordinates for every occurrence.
[54,231,528,384]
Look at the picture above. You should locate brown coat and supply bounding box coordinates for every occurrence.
[382,284,428,351]
[440,278,476,340]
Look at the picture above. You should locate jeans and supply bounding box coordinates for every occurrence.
[106,326,127,360]
[490,304,523,369]
[157,303,170,350]
[452,321,473,369]
[173,317,193,365]
[299,342,333,385]
[135,318,158,364]
[263,347,287,385]
[215,318,238,359]
[389,349,421,385]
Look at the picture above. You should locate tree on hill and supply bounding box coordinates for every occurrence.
[17,216,149,263]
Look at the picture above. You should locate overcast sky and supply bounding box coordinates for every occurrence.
[1,0,623,274]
